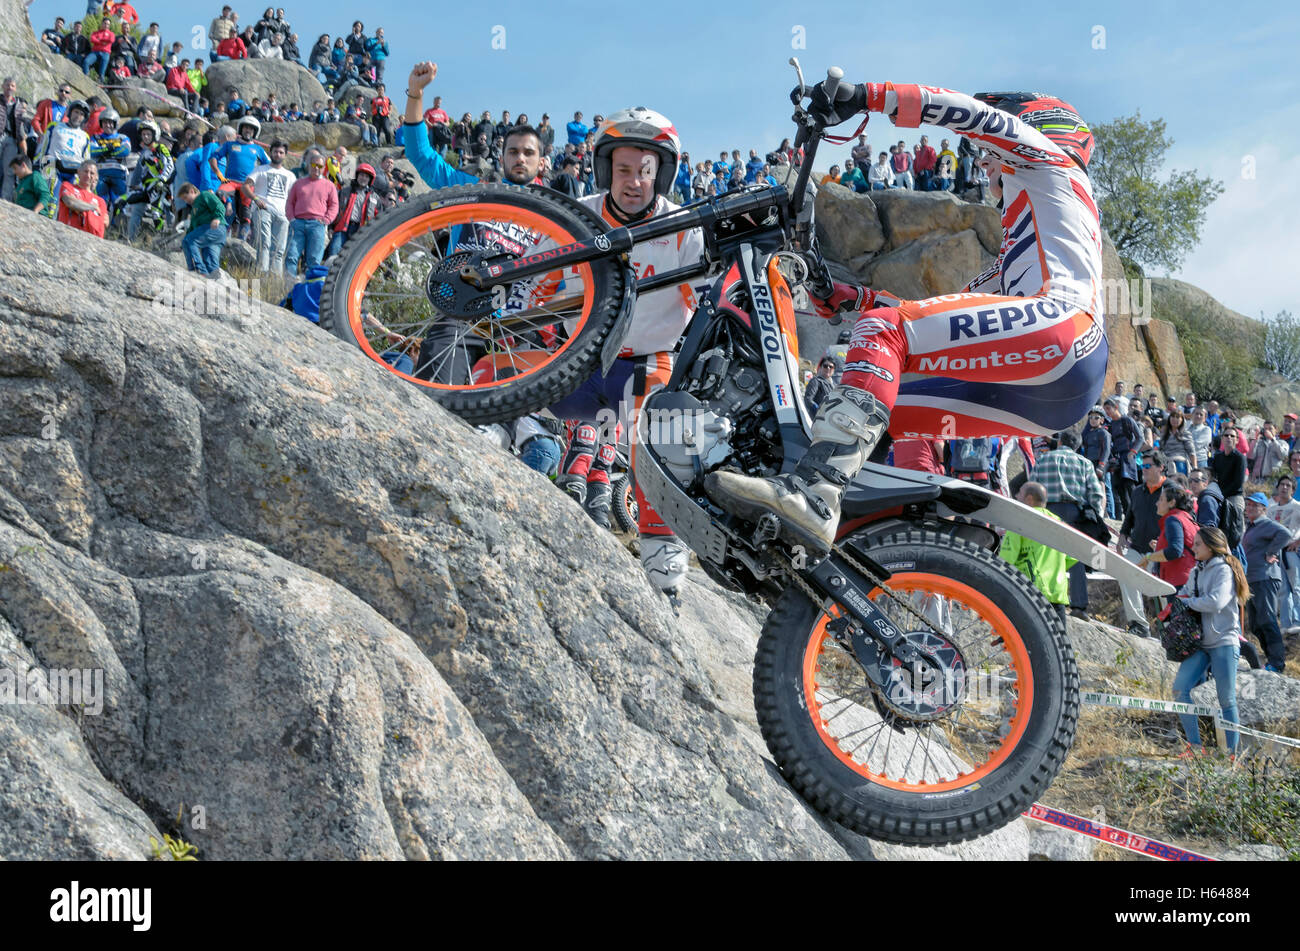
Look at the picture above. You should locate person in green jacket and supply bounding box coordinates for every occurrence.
[839,157,867,193]
[177,182,228,275]
[1001,481,1077,628]
[8,154,55,217]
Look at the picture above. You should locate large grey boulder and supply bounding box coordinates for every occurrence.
[205,58,327,116]
[0,3,101,105]
[108,77,181,119]
[814,181,885,263]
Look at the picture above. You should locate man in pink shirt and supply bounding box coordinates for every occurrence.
[284,153,338,276]
[914,134,937,190]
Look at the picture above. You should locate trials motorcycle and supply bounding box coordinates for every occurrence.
[319,62,1172,845]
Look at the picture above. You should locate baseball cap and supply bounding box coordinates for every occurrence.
[1247,492,1271,505]
[1286,413,1298,420]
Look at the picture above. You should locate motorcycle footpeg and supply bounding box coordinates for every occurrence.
[752,513,781,547]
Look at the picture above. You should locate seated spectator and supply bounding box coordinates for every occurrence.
[804,357,834,414]
[370,84,393,146]
[8,154,54,217]
[42,19,67,55]
[820,164,840,186]
[932,153,955,191]
[258,33,285,60]
[216,33,247,61]
[177,182,228,275]
[165,41,185,68]
[868,151,894,189]
[137,53,164,81]
[344,101,377,147]
[62,22,91,69]
[283,33,301,64]
[110,26,138,72]
[84,22,116,80]
[108,56,132,82]
[839,157,866,192]
[57,160,108,237]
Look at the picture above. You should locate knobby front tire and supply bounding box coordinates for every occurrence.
[753,528,1079,846]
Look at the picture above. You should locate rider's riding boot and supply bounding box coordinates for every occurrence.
[705,385,890,554]
[557,474,587,508]
[584,481,613,530]
[640,533,690,598]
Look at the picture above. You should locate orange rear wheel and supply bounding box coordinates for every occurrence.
[319,184,631,425]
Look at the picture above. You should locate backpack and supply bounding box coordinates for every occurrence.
[279,265,330,323]
[952,437,993,474]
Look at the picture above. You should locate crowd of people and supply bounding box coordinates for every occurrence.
[819,133,990,201]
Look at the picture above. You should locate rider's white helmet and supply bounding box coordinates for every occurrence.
[237,115,261,137]
[593,107,680,198]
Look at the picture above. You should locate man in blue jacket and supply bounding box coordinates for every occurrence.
[565,111,587,147]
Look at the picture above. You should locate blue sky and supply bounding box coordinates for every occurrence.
[27,0,1300,319]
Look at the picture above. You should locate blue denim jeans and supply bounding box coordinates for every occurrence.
[1173,641,1240,752]
[380,350,414,374]
[83,51,110,79]
[519,434,563,478]
[1279,550,1300,630]
[285,219,327,276]
[183,221,228,274]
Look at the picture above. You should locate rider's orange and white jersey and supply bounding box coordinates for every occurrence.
[579,193,705,357]
[871,84,1104,322]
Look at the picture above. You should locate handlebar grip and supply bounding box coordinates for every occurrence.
[822,66,844,103]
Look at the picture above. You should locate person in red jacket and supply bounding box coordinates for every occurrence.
[32,84,73,136]
[103,1,140,28]
[1140,483,1199,590]
[165,61,199,113]
[57,160,108,237]
[913,133,937,190]
[216,34,247,60]
[327,162,382,258]
[84,24,116,80]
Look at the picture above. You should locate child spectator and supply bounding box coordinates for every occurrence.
[177,182,228,275]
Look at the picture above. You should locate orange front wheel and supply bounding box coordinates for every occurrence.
[318,184,632,425]
[753,528,1079,845]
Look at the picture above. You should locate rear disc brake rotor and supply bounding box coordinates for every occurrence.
[424,250,498,320]
[871,629,968,722]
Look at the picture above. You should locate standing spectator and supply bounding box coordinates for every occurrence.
[1212,428,1248,560]
[824,330,850,385]
[1002,481,1076,629]
[1268,474,1300,636]
[1187,406,1213,468]
[890,141,913,189]
[932,152,955,191]
[937,138,957,176]
[1080,405,1112,510]
[1171,527,1246,759]
[1105,397,1142,522]
[254,8,278,45]
[804,357,835,414]
[284,152,338,276]
[8,154,53,216]
[1189,468,1225,535]
[1117,450,1169,638]
[137,22,162,63]
[1242,491,1292,672]
[327,162,382,259]
[365,28,389,83]
[0,78,27,203]
[345,21,367,59]
[968,150,990,202]
[536,113,554,156]
[744,148,764,183]
[1280,413,1299,449]
[36,97,91,196]
[1249,421,1289,480]
[1160,410,1196,475]
[956,135,977,192]
[177,182,227,274]
[1205,400,1222,438]
[370,84,393,146]
[1138,483,1199,597]
[850,132,872,167]
[32,84,72,137]
[1031,430,1106,619]
[913,134,937,190]
[868,151,894,190]
[243,139,295,273]
[566,111,588,147]
[211,116,269,240]
[1109,380,1130,414]
[88,107,131,214]
[56,160,107,237]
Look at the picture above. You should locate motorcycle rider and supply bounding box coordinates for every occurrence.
[708,84,1104,555]
[36,98,91,196]
[545,108,705,596]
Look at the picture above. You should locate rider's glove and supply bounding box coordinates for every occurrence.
[807,81,869,126]
[812,281,877,320]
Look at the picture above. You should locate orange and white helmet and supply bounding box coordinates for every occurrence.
[593,107,680,198]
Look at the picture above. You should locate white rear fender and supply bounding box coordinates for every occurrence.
[855,463,1175,599]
